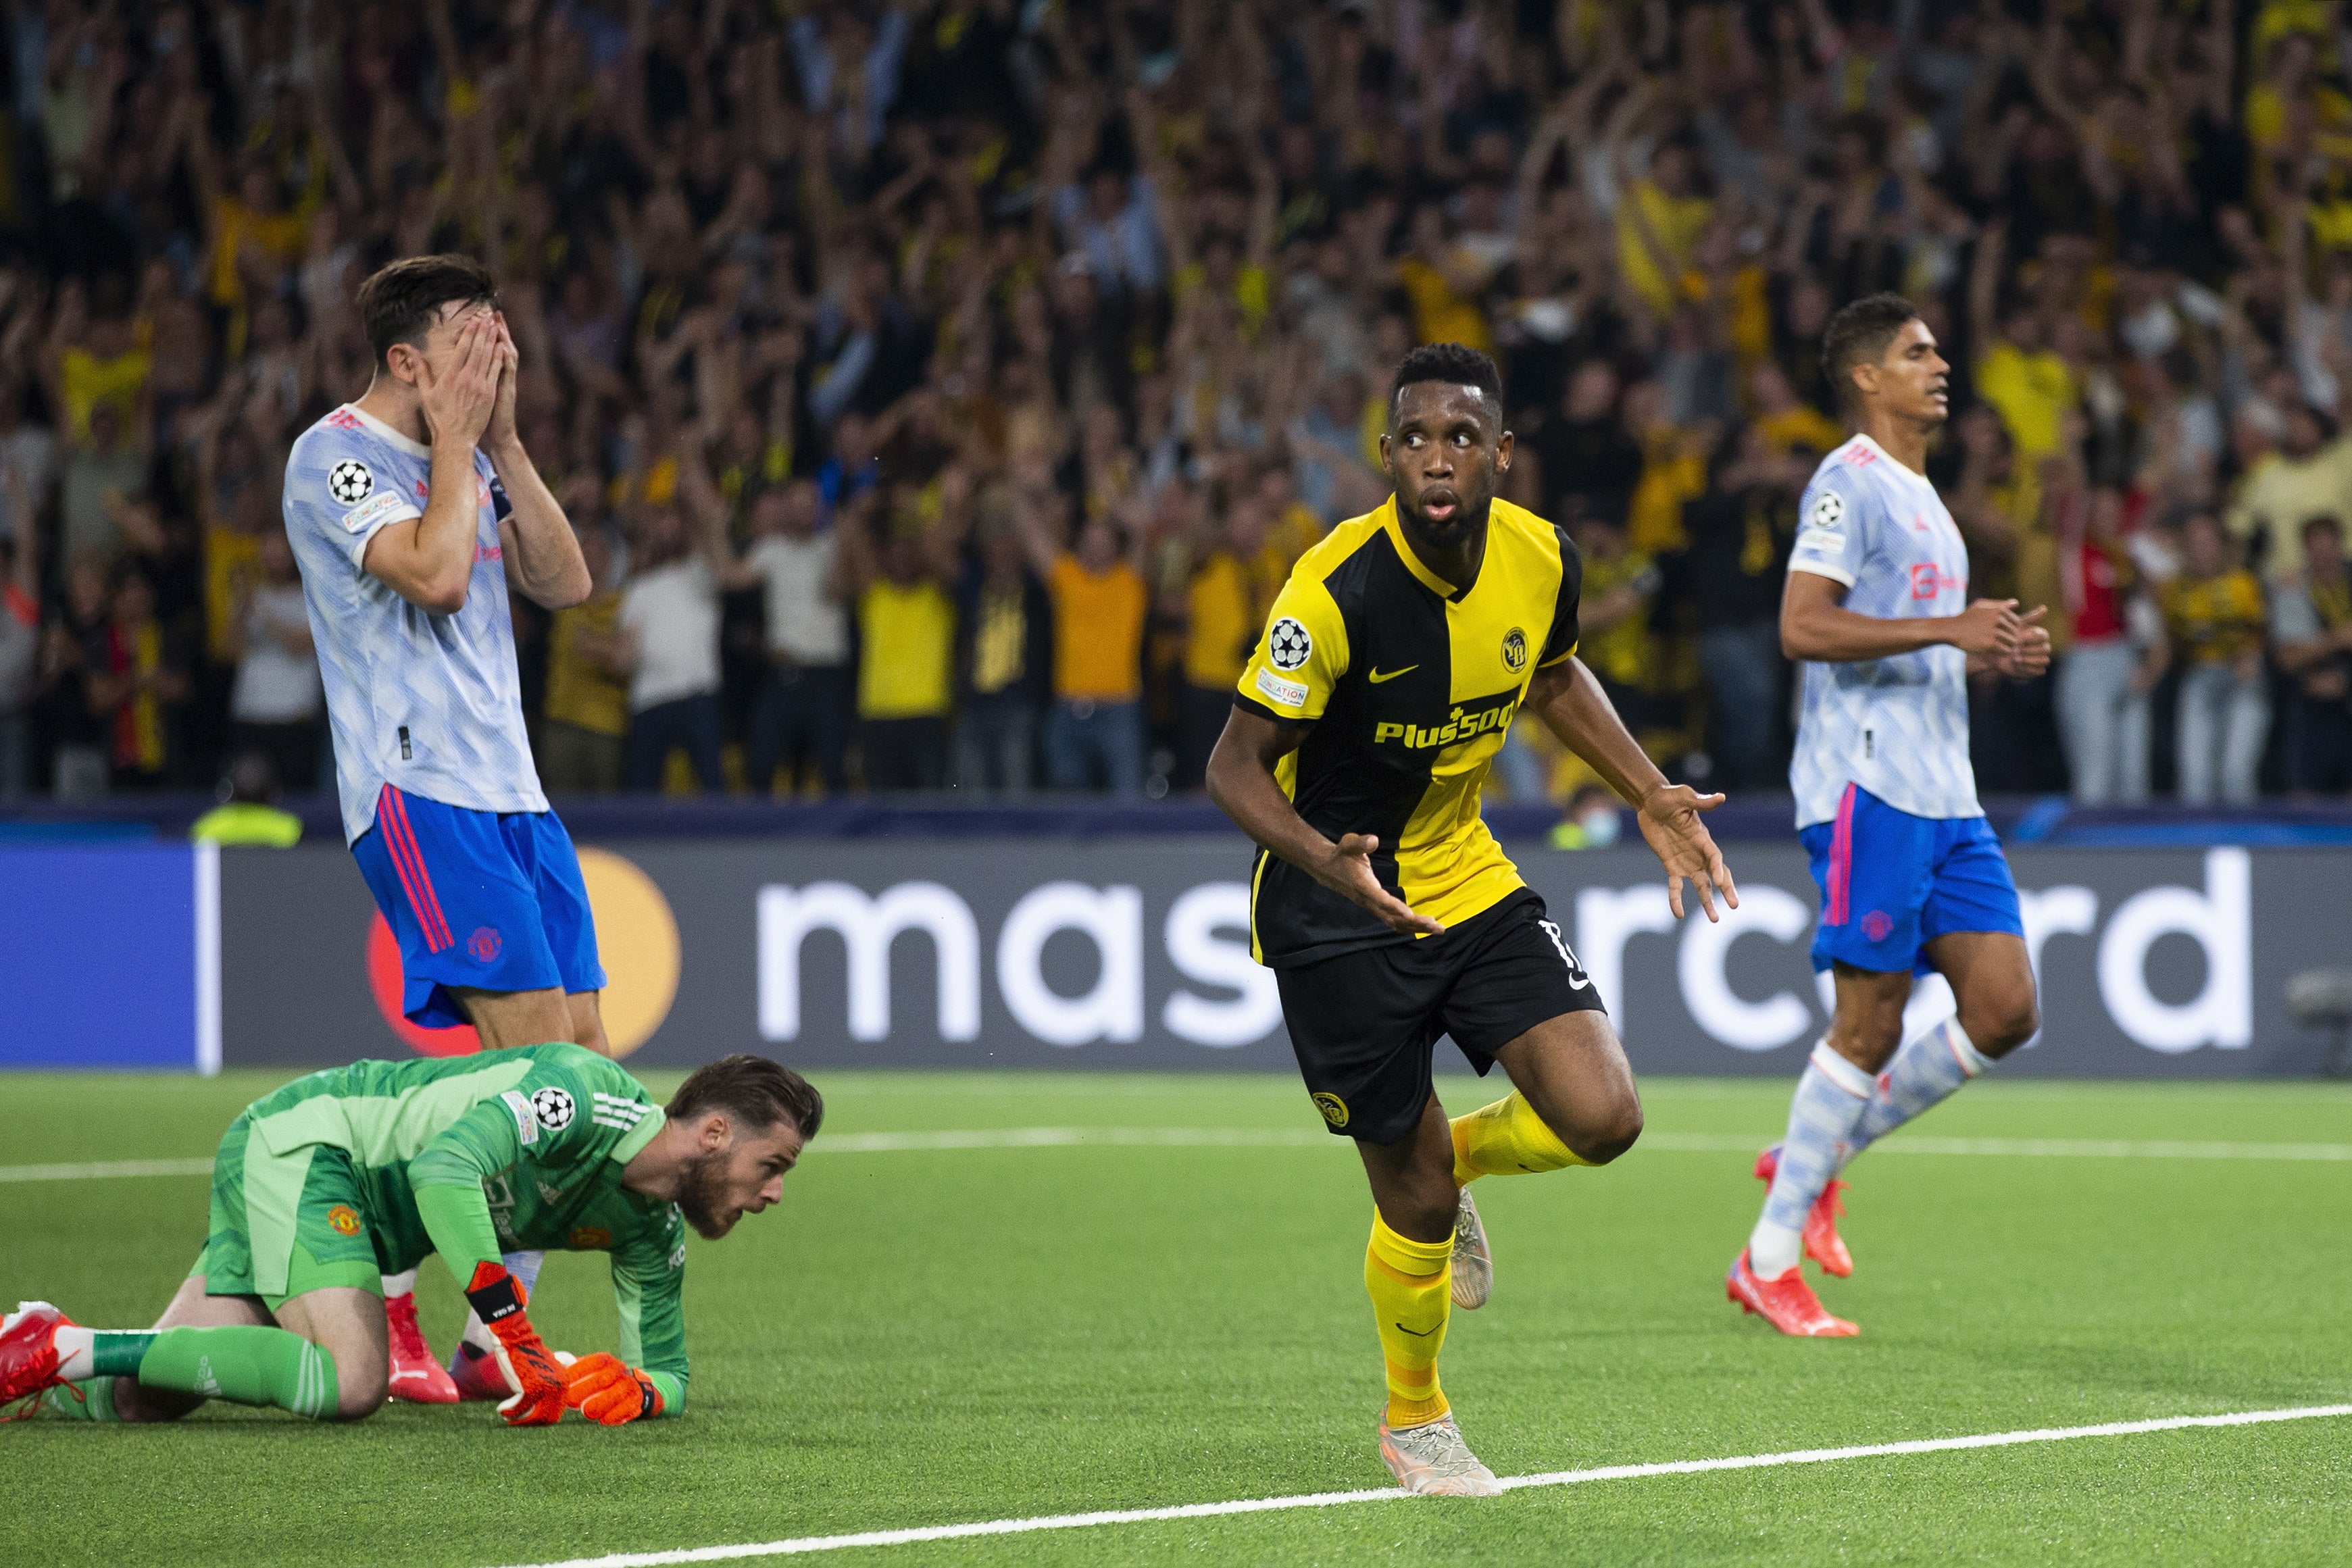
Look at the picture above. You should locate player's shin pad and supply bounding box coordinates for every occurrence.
[1366,1212,1453,1429]
[1450,1091,1588,1186]
[563,1352,663,1425]
[464,1261,566,1426]
[135,1327,339,1420]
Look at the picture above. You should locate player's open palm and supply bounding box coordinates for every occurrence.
[1320,832,1444,936]
[1638,785,1738,921]
[417,315,500,453]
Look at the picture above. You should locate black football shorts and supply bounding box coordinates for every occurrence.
[1274,888,1607,1145]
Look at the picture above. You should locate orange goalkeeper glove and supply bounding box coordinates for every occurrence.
[564,1352,664,1425]
[464,1261,566,1427]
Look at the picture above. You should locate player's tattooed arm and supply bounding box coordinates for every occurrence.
[1205,707,1445,936]
[1524,656,1738,922]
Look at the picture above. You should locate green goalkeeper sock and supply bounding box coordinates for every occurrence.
[88,1331,157,1376]
[39,1377,123,1421]
[135,1327,339,1420]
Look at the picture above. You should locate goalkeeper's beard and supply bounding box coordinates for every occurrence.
[677,1146,742,1239]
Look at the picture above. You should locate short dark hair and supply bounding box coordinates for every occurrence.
[1820,293,1920,413]
[668,1055,825,1142]
[355,254,501,368]
[2305,513,2344,542]
[1390,342,1503,422]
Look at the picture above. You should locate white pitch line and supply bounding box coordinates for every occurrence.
[817,1128,2352,1161]
[489,1403,2352,1568]
[0,1158,217,1183]
[7,1128,2352,1184]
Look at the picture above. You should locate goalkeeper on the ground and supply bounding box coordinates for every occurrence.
[0,1046,820,1425]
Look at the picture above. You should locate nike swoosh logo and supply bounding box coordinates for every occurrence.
[1368,665,1418,684]
[1393,1322,1436,1337]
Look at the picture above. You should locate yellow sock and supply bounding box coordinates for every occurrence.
[1366,1210,1453,1428]
[1450,1091,1592,1186]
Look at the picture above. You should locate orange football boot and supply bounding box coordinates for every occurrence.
[1754,1144,1854,1278]
[0,1302,72,1419]
[384,1293,460,1404]
[1726,1250,1858,1336]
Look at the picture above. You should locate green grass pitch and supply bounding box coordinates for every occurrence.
[4,1069,2350,1567]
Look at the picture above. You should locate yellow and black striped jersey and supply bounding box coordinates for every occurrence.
[1234,495,1582,967]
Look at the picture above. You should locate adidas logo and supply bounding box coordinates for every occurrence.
[195,1355,221,1396]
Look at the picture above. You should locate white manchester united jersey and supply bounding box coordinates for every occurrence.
[1785,432,1981,828]
[282,403,547,844]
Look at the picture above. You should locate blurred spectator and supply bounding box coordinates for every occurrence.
[1571,515,1664,741]
[1022,490,1148,794]
[1547,782,1626,851]
[540,520,630,795]
[2053,487,2157,805]
[1664,430,1799,792]
[0,522,35,796]
[955,518,1051,794]
[2161,513,2270,805]
[1522,362,1641,530]
[1178,484,1272,790]
[91,565,189,791]
[619,503,733,795]
[2272,515,2352,795]
[222,527,322,793]
[190,751,304,849]
[744,481,851,797]
[839,501,959,792]
[2228,399,2352,586]
[0,382,57,547]
[57,400,147,563]
[36,557,113,799]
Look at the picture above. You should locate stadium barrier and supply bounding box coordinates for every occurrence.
[3,831,2339,1077]
[189,836,2346,1078]
[0,844,220,1071]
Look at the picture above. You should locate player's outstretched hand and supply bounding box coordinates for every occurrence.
[1319,832,1444,936]
[416,314,501,454]
[564,1352,664,1425]
[1947,597,2025,659]
[1637,784,1739,922]
[464,1261,568,1427]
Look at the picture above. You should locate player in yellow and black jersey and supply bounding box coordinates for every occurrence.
[1207,344,1738,1497]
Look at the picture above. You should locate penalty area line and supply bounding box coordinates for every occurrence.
[489,1404,2352,1567]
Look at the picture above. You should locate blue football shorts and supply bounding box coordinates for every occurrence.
[351,784,605,1027]
[1798,782,2023,976]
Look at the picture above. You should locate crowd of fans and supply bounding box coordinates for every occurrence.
[7,0,2352,808]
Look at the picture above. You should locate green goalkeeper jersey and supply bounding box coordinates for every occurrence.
[236,1042,689,1413]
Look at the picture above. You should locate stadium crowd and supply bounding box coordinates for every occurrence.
[5,0,2352,806]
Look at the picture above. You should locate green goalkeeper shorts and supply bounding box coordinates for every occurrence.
[190,1113,384,1312]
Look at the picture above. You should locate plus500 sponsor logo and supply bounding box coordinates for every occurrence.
[1371,696,1518,751]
